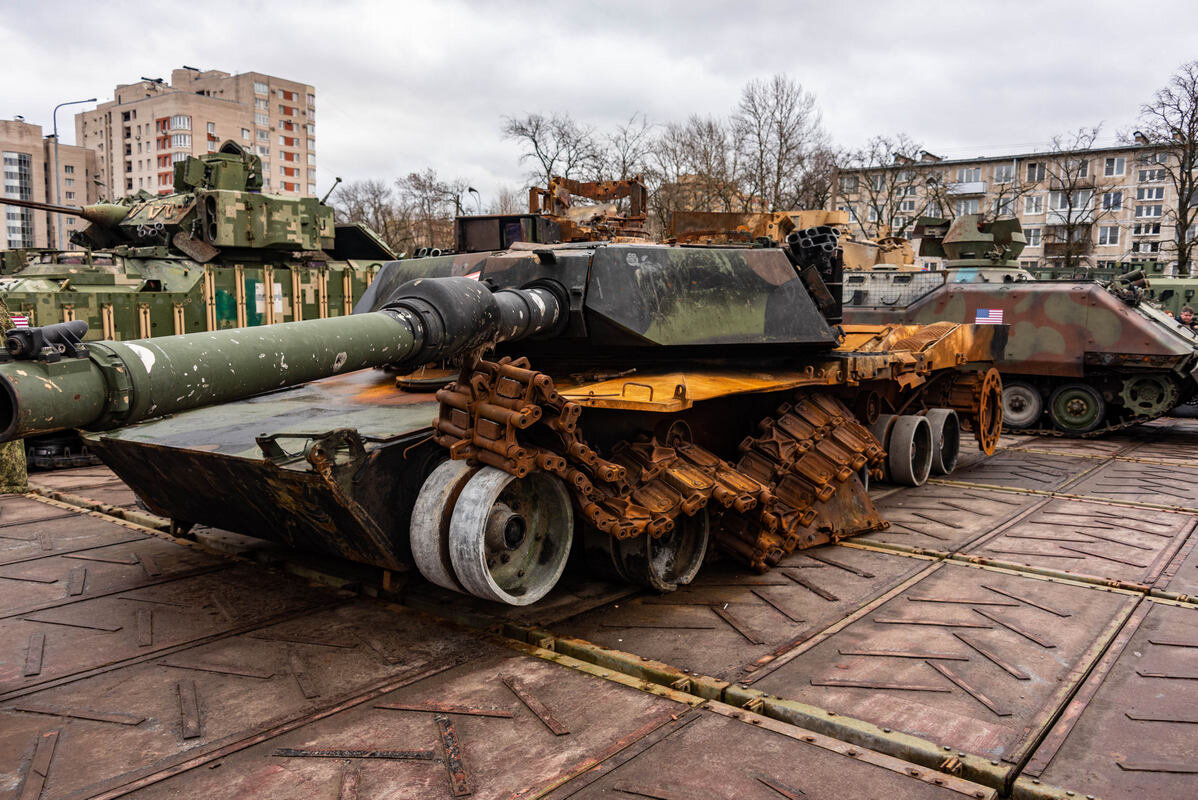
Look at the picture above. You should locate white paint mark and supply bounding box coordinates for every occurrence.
[127,343,156,373]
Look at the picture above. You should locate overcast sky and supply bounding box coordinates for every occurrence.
[3,0,1196,203]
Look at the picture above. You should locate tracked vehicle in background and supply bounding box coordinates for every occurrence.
[0,142,393,467]
[843,215,1198,435]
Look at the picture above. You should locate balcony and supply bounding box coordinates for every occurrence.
[947,181,986,195]
[1046,208,1095,225]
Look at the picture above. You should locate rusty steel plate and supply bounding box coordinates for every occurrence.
[1063,460,1198,511]
[860,485,1044,553]
[544,704,996,800]
[1152,526,1198,600]
[30,466,141,510]
[0,498,145,567]
[746,561,1138,774]
[105,651,687,800]
[936,451,1101,492]
[1003,436,1133,459]
[0,564,338,700]
[1019,599,1198,800]
[962,498,1195,589]
[0,536,223,618]
[554,545,935,682]
[0,603,489,800]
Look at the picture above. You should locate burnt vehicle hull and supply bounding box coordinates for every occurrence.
[2,241,1004,605]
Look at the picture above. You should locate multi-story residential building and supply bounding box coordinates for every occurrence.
[1,117,99,249]
[76,67,317,199]
[834,144,1193,274]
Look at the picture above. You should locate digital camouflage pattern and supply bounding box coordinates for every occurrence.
[0,142,395,343]
[0,299,28,491]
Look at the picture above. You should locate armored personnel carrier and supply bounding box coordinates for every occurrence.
[843,215,1198,435]
[0,232,1003,605]
[0,142,394,467]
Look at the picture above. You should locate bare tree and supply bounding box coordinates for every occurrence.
[838,134,932,238]
[601,113,655,182]
[396,169,463,249]
[733,74,827,211]
[1135,61,1198,276]
[793,145,838,210]
[502,113,601,189]
[1040,127,1120,272]
[647,115,743,230]
[330,178,415,254]
[487,185,526,215]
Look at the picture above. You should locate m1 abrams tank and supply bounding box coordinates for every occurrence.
[0,142,394,467]
[0,235,1003,605]
[843,215,1198,435]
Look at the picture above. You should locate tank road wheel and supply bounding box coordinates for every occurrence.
[448,467,573,605]
[618,509,710,593]
[887,415,933,486]
[1119,374,1180,417]
[867,413,897,481]
[923,409,960,476]
[410,460,478,592]
[1002,381,1044,429]
[1049,383,1106,435]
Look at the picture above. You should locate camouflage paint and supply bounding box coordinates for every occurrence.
[0,299,28,491]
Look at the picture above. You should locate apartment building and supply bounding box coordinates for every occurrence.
[1,118,99,249]
[76,67,317,199]
[835,144,1191,273]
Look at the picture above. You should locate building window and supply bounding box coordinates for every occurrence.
[1097,226,1119,245]
[279,105,295,116]
[867,207,878,222]
[994,198,1015,216]
[994,164,1014,182]
[954,198,980,215]
[207,140,217,152]
[838,175,858,193]
[64,165,75,174]
[64,191,75,200]
[254,81,268,95]
[956,167,981,182]
[306,153,316,165]
[1103,157,1126,177]
[1136,186,1165,201]
[1134,240,1161,253]
[1134,222,1162,235]
[257,145,269,156]
[1050,190,1091,209]
[307,168,316,181]
[1024,227,1042,247]
[171,152,188,164]
[257,130,269,142]
[241,128,250,141]
[64,178,75,187]
[307,183,317,195]
[1065,158,1089,177]
[169,115,191,131]
[1136,204,1164,218]
[306,123,315,135]
[899,199,916,212]
[170,133,191,148]
[1024,195,1043,214]
[1102,191,1123,211]
[1026,162,1045,182]
[255,98,269,110]
[254,112,269,127]
[1138,168,1166,182]
[207,122,216,134]
[306,93,315,108]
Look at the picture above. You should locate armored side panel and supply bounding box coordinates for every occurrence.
[196,191,335,251]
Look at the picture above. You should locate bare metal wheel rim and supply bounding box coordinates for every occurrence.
[617,508,710,593]
[1002,382,1043,429]
[924,408,960,476]
[887,414,933,486]
[409,459,476,592]
[449,467,573,605]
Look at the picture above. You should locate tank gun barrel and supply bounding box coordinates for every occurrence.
[0,276,561,442]
[0,196,130,228]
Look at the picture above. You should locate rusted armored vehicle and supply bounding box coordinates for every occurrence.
[0,236,1002,605]
[843,215,1198,435]
[0,142,393,467]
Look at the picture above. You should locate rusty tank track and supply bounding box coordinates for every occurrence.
[433,356,888,572]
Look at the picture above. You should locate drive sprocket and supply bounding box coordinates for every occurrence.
[1119,374,1179,417]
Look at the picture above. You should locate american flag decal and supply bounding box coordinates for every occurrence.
[7,314,29,328]
[974,308,1003,325]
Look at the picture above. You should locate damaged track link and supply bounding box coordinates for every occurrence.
[433,355,890,573]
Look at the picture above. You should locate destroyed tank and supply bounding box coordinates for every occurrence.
[843,215,1198,435]
[0,235,1004,606]
[0,142,394,467]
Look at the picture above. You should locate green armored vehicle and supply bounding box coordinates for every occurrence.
[843,215,1198,435]
[0,236,1003,604]
[0,142,394,466]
